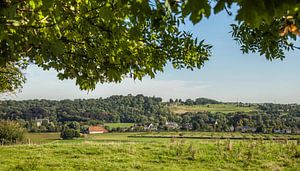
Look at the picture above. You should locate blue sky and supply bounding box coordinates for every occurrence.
[6,10,300,103]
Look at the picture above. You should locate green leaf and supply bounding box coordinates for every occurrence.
[213,0,226,14]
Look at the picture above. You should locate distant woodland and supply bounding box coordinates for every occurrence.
[0,95,299,133]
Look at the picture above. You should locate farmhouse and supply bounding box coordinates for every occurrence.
[88,126,108,134]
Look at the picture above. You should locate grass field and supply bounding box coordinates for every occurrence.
[169,104,258,114]
[104,123,135,129]
[25,132,60,144]
[0,132,299,171]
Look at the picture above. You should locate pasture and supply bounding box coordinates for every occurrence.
[104,123,135,129]
[168,104,258,114]
[0,132,299,171]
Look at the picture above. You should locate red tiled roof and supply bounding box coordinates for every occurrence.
[88,126,107,132]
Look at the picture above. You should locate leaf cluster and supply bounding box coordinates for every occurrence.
[0,63,26,94]
[1,0,300,92]
[0,0,211,91]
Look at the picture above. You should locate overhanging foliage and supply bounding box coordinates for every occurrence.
[1,0,299,92]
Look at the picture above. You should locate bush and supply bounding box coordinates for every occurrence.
[60,128,80,140]
[0,120,25,144]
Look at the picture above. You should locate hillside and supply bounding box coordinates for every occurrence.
[168,103,258,114]
[0,95,299,133]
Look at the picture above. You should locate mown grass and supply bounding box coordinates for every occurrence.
[0,132,299,171]
[169,104,258,114]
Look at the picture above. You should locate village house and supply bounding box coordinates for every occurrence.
[144,123,157,131]
[35,118,49,127]
[235,126,257,133]
[88,126,108,134]
[273,129,282,134]
[229,125,235,132]
[285,129,292,134]
[273,129,292,134]
[181,123,193,130]
[165,121,178,129]
[130,125,144,132]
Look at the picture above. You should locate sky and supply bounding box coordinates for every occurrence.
[6,10,300,103]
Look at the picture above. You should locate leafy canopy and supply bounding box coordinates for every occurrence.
[0,0,299,92]
[0,63,26,94]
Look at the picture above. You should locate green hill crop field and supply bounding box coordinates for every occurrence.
[168,104,258,114]
[0,132,299,171]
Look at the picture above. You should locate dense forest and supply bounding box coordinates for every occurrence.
[0,95,299,133]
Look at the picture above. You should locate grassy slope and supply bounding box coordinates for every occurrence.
[168,104,258,114]
[0,133,299,171]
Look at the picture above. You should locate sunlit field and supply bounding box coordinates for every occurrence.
[168,104,258,114]
[0,132,299,171]
[104,123,135,129]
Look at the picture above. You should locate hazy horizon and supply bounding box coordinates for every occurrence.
[3,89,299,105]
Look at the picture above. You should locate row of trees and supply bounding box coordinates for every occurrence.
[169,98,220,106]
[0,94,167,124]
[177,111,298,133]
[0,95,299,133]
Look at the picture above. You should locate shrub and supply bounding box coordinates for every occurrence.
[67,122,80,130]
[60,128,80,140]
[0,120,25,144]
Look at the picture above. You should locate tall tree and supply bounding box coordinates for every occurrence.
[1,0,299,92]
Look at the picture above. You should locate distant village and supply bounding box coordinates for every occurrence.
[34,117,300,135]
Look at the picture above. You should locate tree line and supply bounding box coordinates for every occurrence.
[0,95,299,133]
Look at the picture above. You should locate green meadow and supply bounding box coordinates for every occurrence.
[169,104,258,114]
[0,132,299,171]
[104,123,135,129]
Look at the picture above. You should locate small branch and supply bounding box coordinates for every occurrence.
[60,37,85,45]
[292,45,300,49]
[86,18,113,37]
[224,6,232,16]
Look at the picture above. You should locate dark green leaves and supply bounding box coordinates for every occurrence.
[213,0,227,14]
[0,0,211,92]
[182,0,211,24]
[1,0,300,93]
[231,22,293,60]
[235,0,300,28]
